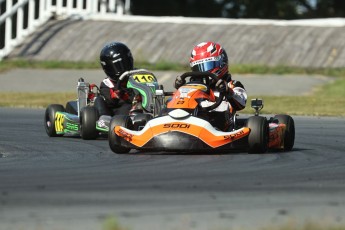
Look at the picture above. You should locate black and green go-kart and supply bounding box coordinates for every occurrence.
[44,69,168,140]
[44,77,107,140]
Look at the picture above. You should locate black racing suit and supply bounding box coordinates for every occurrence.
[95,77,134,116]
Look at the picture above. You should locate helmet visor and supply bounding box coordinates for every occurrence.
[101,60,124,79]
[190,57,222,72]
[112,58,126,75]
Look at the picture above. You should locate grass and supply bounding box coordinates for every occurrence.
[100,217,345,230]
[0,92,76,108]
[103,217,128,230]
[100,216,345,230]
[0,59,101,73]
[240,77,345,116]
[260,221,345,230]
[230,64,345,77]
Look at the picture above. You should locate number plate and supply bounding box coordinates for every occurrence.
[133,74,155,83]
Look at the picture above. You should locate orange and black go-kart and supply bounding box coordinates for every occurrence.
[108,71,295,154]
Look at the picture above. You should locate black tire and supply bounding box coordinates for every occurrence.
[80,106,99,140]
[247,116,269,154]
[109,115,133,154]
[274,115,295,151]
[44,104,65,137]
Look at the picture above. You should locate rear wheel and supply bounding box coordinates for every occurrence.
[80,106,99,140]
[247,116,269,153]
[44,104,65,137]
[109,115,133,154]
[274,115,295,151]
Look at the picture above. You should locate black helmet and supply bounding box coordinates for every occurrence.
[100,42,134,81]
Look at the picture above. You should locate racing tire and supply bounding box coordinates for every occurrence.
[44,104,65,137]
[247,116,269,154]
[80,106,99,140]
[274,115,295,151]
[109,115,133,154]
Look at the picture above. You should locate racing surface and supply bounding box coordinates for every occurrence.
[1,107,345,230]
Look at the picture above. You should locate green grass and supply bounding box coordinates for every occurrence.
[0,92,76,108]
[100,217,345,230]
[102,217,128,230]
[100,216,345,230]
[230,64,345,77]
[260,222,345,230]
[241,77,345,116]
[0,59,100,72]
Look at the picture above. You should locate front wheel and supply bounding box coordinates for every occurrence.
[247,116,269,154]
[274,115,295,151]
[80,106,99,140]
[109,115,133,154]
[44,104,65,137]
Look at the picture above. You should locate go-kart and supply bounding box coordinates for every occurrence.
[44,69,166,140]
[44,77,109,139]
[108,71,295,154]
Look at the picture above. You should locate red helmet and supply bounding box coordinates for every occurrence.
[190,42,228,79]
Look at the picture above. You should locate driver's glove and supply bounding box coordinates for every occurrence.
[215,79,228,93]
[110,89,120,99]
[174,76,185,89]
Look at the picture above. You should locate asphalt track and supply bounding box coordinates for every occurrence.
[1,107,345,230]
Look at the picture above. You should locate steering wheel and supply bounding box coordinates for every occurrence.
[116,70,133,90]
[116,69,157,89]
[178,71,225,112]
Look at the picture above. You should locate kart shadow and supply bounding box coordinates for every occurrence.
[131,149,251,155]
[61,134,109,140]
[130,148,307,155]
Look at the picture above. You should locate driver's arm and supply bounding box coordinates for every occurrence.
[99,79,120,107]
[227,80,247,111]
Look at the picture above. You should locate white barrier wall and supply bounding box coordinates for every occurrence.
[0,0,130,60]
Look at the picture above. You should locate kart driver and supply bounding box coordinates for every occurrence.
[174,41,247,131]
[95,41,142,116]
